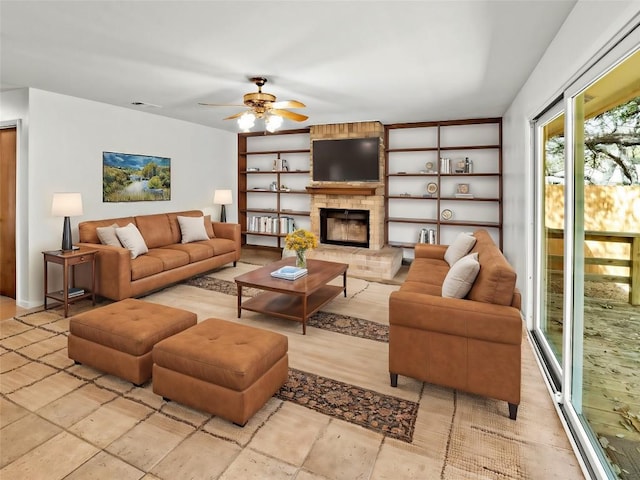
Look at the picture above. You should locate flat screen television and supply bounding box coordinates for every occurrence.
[312,137,380,182]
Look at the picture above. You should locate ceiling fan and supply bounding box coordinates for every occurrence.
[199,77,308,131]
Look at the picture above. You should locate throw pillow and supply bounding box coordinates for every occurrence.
[444,232,477,266]
[115,223,148,259]
[96,223,122,247]
[442,252,480,299]
[203,214,215,238]
[177,215,209,243]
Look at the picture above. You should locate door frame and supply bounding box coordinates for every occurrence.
[1,119,23,305]
[0,125,17,298]
[531,100,566,389]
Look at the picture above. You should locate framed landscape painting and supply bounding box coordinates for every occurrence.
[103,152,171,202]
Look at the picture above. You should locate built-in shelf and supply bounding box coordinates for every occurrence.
[387,195,438,200]
[238,129,313,249]
[240,148,310,155]
[387,173,439,177]
[246,189,308,194]
[385,118,503,249]
[242,208,310,216]
[241,170,311,174]
[242,231,288,238]
[387,217,439,224]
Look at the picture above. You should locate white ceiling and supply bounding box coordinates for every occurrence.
[0,0,577,133]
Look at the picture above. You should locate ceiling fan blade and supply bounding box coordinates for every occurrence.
[199,102,245,107]
[271,109,308,122]
[270,100,306,109]
[223,111,248,120]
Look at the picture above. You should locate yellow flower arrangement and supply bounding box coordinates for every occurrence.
[285,229,318,252]
[285,229,318,268]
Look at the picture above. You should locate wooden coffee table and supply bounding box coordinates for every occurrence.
[235,257,348,335]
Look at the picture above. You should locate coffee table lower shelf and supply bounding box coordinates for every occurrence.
[239,284,344,334]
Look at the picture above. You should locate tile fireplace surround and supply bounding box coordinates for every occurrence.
[306,122,402,281]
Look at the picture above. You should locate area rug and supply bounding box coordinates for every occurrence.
[277,368,417,442]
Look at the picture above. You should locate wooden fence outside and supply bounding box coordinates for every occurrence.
[547,229,640,305]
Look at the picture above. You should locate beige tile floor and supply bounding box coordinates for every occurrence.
[0,253,586,479]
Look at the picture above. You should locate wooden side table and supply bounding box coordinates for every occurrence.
[43,248,97,317]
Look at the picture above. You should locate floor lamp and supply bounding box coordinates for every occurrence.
[213,189,232,222]
[51,193,83,251]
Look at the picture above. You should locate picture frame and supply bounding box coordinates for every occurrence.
[456,183,470,195]
[103,152,171,202]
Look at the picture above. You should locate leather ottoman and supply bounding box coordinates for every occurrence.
[68,298,197,385]
[152,318,289,426]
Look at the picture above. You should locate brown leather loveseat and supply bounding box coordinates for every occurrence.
[389,229,523,419]
[76,210,240,301]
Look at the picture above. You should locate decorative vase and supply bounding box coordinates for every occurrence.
[295,249,307,269]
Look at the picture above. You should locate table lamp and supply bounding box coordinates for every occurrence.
[51,192,83,251]
[213,189,232,222]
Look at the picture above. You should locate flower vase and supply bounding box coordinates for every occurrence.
[295,249,307,269]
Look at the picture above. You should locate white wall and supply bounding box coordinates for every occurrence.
[1,88,236,307]
[502,0,640,327]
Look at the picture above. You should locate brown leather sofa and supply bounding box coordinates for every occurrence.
[76,210,241,301]
[389,229,523,419]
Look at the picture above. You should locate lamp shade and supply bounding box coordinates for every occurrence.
[213,190,232,205]
[51,193,83,217]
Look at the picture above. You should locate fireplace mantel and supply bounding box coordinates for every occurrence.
[306,185,378,196]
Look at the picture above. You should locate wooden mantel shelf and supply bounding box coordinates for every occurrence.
[305,185,378,196]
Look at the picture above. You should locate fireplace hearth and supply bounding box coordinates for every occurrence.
[320,208,369,248]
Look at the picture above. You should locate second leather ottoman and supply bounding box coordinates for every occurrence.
[152,318,289,426]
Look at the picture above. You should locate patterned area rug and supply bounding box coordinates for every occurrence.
[277,368,417,442]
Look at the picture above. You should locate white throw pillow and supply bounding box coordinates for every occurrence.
[444,232,477,267]
[96,223,122,247]
[442,253,480,299]
[177,215,209,243]
[115,223,148,259]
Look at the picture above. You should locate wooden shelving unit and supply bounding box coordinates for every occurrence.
[384,118,503,249]
[238,129,311,249]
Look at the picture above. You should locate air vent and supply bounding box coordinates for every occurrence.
[130,101,161,108]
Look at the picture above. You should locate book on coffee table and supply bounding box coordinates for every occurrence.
[270,266,308,280]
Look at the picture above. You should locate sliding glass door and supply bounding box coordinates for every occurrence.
[534,33,639,479]
[533,102,566,386]
[569,48,640,479]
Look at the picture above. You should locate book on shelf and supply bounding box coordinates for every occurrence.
[247,215,296,234]
[439,157,451,174]
[57,287,85,298]
[270,266,308,280]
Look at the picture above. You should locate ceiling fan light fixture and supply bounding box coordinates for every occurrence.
[238,112,256,132]
[265,114,283,133]
[201,76,306,130]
